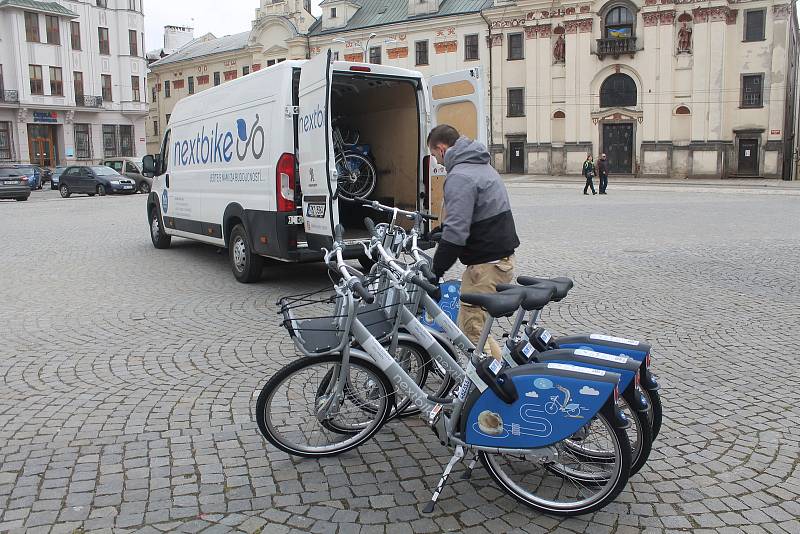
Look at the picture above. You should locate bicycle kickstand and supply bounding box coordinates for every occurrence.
[423,445,465,514]
[461,452,479,480]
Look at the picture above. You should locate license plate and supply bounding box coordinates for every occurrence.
[123,185,133,189]
[3,180,19,185]
[287,215,304,225]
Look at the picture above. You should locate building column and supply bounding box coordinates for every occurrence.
[488,32,504,169]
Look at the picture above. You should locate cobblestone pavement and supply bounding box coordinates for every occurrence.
[1,185,799,534]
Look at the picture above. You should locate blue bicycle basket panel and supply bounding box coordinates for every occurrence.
[539,359,635,392]
[420,280,460,332]
[464,373,614,449]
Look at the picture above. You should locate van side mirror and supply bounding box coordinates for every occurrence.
[142,155,157,177]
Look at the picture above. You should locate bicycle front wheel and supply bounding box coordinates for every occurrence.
[256,355,394,458]
[335,153,376,200]
[479,409,631,516]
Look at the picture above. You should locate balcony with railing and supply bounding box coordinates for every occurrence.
[76,95,104,108]
[596,37,638,59]
[1,90,19,104]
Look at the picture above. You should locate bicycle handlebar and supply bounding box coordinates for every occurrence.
[362,200,438,222]
[363,217,377,237]
[351,281,374,304]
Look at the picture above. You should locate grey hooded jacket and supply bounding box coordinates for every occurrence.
[432,136,520,277]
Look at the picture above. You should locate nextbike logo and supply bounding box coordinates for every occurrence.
[299,105,325,134]
[173,114,265,167]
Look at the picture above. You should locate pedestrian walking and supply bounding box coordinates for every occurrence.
[598,153,609,194]
[427,124,520,360]
[582,154,597,195]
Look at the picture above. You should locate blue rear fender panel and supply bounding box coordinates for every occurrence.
[535,349,638,392]
[461,363,619,449]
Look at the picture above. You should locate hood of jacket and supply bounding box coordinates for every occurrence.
[443,136,491,172]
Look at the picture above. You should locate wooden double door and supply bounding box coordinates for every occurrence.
[28,125,58,167]
[602,123,633,174]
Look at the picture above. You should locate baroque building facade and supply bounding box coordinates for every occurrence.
[146,0,799,179]
[0,0,148,166]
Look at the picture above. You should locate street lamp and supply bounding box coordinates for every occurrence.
[332,32,377,62]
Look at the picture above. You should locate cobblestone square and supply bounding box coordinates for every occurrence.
[1,182,799,533]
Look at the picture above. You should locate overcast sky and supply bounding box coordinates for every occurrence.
[144,1,322,52]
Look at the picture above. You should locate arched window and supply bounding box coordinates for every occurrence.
[675,105,691,115]
[553,110,565,118]
[600,73,637,107]
[605,6,634,38]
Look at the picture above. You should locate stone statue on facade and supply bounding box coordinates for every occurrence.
[553,34,565,63]
[677,23,692,53]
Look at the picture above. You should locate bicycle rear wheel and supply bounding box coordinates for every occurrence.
[256,355,394,458]
[479,409,631,516]
[390,341,456,419]
[641,388,663,441]
[335,153,376,200]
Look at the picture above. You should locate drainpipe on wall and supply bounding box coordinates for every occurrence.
[305,33,311,59]
[480,10,494,149]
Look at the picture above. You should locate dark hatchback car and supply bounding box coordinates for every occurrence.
[0,167,32,201]
[58,166,137,198]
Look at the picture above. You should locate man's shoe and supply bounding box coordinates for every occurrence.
[592,192,597,195]
[583,192,588,195]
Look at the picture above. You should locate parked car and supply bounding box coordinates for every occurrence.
[58,166,137,197]
[0,164,41,190]
[103,157,152,193]
[50,166,67,190]
[0,167,32,201]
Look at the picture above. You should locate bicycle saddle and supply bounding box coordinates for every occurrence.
[495,284,555,311]
[460,292,524,318]
[516,276,574,301]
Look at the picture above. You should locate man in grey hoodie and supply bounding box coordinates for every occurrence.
[427,125,520,359]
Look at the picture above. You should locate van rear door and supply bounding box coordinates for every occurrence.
[427,68,487,218]
[429,67,486,146]
[298,50,338,250]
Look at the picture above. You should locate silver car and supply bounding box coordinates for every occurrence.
[102,157,153,193]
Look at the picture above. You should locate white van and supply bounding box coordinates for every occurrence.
[143,51,485,282]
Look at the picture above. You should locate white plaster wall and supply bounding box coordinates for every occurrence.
[763,150,778,175]
[692,151,717,174]
[643,150,669,174]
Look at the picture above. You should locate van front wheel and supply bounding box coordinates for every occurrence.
[150,208,171,249]
[229,224,264,283]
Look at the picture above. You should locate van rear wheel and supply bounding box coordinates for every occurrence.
[229,224,264,283]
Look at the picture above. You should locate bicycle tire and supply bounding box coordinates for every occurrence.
[335,153,376,200]
[641,388,663,441]
[255,355,394,458]
[553,394,653,477]
[479,408,631,516]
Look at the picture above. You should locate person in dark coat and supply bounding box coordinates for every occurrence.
[597,153,609,194]
[582,154,596,195]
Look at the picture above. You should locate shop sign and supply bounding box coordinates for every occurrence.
[33,111,58,123]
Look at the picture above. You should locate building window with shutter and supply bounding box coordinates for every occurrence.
[331,7,337,17]
[188,76,194,94]
[508,33,524,60]
[153,120,159,136]
[71,21,81,50]
[98,27,110,54]
[369,46,381,64]
[151,85,157,102]
[507,88,524,117]
[164,80,171,97]
[74,71,84,100]
[213,72,220,86]
[129,30,138,55]
[0,122,12,160]
[103,125,117,156]
[242,66,250,76]
[29,65,44,95]
[132,76,140,101]
[49,67,63,96]
[741,74,763,107]
[25,12,40,42]
[120,125,133,156]
[415,41,429,66]
[101,74,112,101]
[75,124,91,159]
[743,10,765,42]
[45,15,60,45]
[465,34,479,61]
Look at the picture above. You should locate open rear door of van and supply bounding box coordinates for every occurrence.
[298,50,338,250]
[427,68,486,219]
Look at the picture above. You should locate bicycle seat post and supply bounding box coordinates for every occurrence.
[475,316,495,360]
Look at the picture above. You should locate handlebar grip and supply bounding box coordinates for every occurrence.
[411,274,441,300]
[419,212,439,221]
[363,217,377,237]
[420,263,437,283]
[334,224,345,243]
[352,281,375,304]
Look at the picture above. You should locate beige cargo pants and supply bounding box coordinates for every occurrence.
[458,255,516,360]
